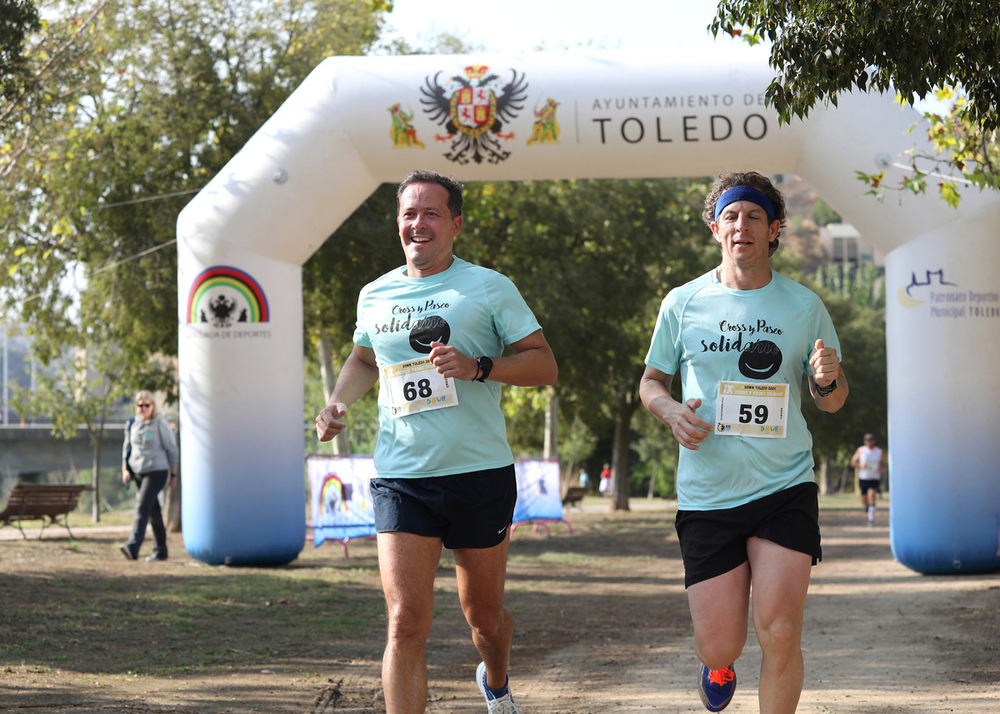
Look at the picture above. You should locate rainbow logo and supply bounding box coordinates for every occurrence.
[186,265,269,324]
[320,473,350,514]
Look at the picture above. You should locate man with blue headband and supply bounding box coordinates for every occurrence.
[641,171,848,712]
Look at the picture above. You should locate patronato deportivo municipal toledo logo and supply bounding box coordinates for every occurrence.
[420,64,528,165]
[186,265,269,328]
[897,267,1000,320]
[897,268,957,309]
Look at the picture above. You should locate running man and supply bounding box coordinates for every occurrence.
[641,171,848,712]
[316,170,557,714]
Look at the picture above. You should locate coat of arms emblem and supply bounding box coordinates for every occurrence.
[421,64,528,165]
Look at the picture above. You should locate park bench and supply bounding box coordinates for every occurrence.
[0,483,94,539]
[562,486,589,507]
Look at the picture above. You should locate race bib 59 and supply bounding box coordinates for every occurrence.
[715,381,789,438]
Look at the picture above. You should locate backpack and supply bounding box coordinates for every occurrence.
[124,416,136,482]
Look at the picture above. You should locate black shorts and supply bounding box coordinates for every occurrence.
[370,465,517,549]
[859,479,881,495]
[675,482,822,588]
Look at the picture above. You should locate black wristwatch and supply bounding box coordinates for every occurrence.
[474,356,493,383]
[815,379,838,397]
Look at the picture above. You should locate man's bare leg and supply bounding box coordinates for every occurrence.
[377,532,442,714]
[454,534,513,691]
[747,537,812,714]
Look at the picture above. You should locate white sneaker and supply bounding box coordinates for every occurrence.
[476,661,520,713]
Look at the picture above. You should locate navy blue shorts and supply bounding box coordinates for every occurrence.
[859,479,881,495]
[370,465,517,549]
[675,482,822,588]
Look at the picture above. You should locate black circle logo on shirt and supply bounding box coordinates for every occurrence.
[409,315,450,353]
[737,340,783,379]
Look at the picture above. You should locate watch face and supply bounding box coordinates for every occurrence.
[478,356,493,380]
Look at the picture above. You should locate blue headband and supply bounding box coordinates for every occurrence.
[714,185,776,223]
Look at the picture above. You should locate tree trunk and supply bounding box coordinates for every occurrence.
[318,330,349,455]
[610,411,632,512]
[818,455,830,495]
[91,437,101,522]
[562,460,576,495]
[647,461,658,499]
[167,479,182,532]
[167,422,182,532]
[543,389,558,460]
[837,463,851,493]
[318,331,337,401]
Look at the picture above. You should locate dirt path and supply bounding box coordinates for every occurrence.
[2,500,998,713]
[430,502,1000,713]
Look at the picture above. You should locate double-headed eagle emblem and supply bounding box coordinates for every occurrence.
[421,64,528,165]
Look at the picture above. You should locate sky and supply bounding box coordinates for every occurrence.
[381,0,730,55]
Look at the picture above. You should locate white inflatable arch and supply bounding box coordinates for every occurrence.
[177,47,1000,571]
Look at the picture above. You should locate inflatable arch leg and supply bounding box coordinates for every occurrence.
[792,91,1000,575]
[886,225,1000,574]
[178,245,307,565]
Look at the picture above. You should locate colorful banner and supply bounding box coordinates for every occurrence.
[307,455,377,546]
[305,455,563,547]
[513,458,563,524]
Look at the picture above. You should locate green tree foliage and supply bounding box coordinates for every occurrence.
[303,184,401,355]
[630,407,679,498]
[856,88,1000,208]
[802,263,887,473]
[1,1,388,511]
[0,0,41,102]
[812,197,840,227]
[1,0,388,382]
[555,413,600,481]
[711,0,1000,131]
[302,182,401,454]
[1,0,113,340]
[711,1,999,206]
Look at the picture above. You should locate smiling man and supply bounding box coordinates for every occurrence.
[640,171,848,713]
[315,170,557,714]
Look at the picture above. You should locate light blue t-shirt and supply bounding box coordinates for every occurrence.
[355,257,541,478]
[645,269,841,511]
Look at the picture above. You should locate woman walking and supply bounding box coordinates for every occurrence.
[120,391,179,561]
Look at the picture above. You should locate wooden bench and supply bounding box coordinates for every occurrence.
[562,486,589,507]
[0,483,94,539]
